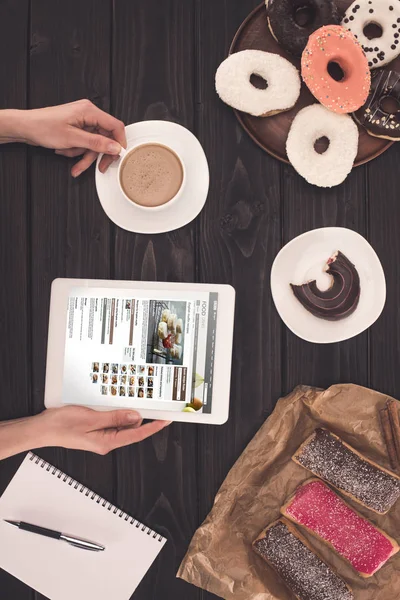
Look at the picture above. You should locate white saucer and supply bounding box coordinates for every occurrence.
[95,121,209,234]
[271,227,386,344]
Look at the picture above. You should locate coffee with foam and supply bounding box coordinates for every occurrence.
[119,143,183,208]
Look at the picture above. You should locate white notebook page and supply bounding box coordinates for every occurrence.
[0,453,166,600]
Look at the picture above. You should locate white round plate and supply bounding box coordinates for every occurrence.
[95,120,209,234]
[271,227,386,344]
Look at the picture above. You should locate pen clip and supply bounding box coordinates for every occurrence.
[61,534,105,552]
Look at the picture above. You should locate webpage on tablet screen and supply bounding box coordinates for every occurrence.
[62,287,218,414]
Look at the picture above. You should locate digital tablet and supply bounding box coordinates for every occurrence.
[45,279,235,424]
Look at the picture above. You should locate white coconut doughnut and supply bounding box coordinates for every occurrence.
[286,104,359,188]
[215,50,301,117]
[342,0,400,68]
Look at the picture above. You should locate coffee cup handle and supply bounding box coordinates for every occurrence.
[119,147,128,159]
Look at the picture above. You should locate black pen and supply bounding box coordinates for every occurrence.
[4,520,105,552]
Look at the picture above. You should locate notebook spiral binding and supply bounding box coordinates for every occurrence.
[28,453,164,542]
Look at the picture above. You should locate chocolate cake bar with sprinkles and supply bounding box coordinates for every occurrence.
[293,428,400,514]
[253,519,353,600]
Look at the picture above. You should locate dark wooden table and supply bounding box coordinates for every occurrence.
[0,1,399,599]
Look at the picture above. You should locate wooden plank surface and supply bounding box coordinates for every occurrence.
[0,1,33,598]
[110,1,200,598]
[28,2,114,597]
[196,1,282,564]
[368,146,400,397]
[0,1,397,599]
[281,165,370,394]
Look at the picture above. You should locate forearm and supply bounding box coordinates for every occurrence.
[0,414,47,460]
[0,109,30,144]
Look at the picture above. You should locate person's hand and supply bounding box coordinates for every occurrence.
[37,406,171,454]
[0,407,171,460]
[9,99,127,177]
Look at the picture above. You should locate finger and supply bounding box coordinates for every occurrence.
[55,148,85,158]
[95,409,143,430]
[98,153,119,174]
[71,150,98,178]
[84,104,127,149]
[70,128,122,156]
[109,420,172,449]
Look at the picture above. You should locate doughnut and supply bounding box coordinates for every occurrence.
[286,104,359,188]
[342,0,400,69]
[302,25,371,114]
[266,0,340,56]
[215,50,301,117]
[167,313,177,332]
[290,251,361,321]
[161,308,170,323]
[353,68,400,140]
[158,322,168,340]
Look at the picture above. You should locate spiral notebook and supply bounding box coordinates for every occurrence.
[0,452,166,600]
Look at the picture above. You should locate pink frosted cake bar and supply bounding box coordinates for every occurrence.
[282,479,399,577]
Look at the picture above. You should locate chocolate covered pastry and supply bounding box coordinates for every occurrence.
[266,0,340,57]
[290,251,360,321]
[354,69,400,141]
[253,519,353,600]
[293,428,400,514]
[282,479,399,576]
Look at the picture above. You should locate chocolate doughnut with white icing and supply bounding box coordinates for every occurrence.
[353,68,400,140]
[342,0,400,68]
[266,0,340,56]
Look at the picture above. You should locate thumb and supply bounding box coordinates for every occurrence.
[71,129,122,155]
[97,410,142,430]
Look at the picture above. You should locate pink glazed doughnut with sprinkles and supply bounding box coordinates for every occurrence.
[301,25,371,113]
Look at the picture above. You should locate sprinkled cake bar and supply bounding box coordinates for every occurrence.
[293,428,400,514]
[253,519,353,600]
[282,479,399,577]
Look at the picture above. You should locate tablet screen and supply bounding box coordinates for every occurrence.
[62,287,218,415]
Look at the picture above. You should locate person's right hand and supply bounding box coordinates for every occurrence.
[11,99,127,177]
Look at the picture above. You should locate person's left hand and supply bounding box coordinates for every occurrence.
[35,406,171,454]
[17,99,127,177]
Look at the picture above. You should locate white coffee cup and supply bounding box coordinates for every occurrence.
[117,142,186,211]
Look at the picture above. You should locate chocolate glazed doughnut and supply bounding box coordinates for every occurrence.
[290,251,361,321]
[266,0,340,56]
[353,68,400,140]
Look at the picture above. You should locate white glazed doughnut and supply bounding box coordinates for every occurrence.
[161,308,170,323]
[215,50,301,117]
[342,0,400,68]
[167,313,177,331]
[158,321,168,339]
[286,104,359,188]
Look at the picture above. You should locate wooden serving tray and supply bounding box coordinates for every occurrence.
[230,0,400,166]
